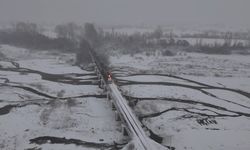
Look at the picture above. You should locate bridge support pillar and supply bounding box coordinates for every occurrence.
[99,79,104,89]
[115,111,121,121]
[95,66,98,73]
[122,124,129,136]
[98,73,101,80]
[103,84,107,92]
[107,91,111,100]
[98,80,101,88]
[128,99,138,107]
[111,100,116,110]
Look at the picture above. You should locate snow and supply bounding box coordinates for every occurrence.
[42,30,58,39]
[117,75,202,87]
[104,27,154,35]
[173,130,250,150]
[110,53,250,78]
[0,61,16,68]
[181,75,250,92]
[176,37,248,46]
[1,41,250,149]
[0,45,30,60]
[18,59,90,74]
[143,110,250,150]
[110,50,250,150]
[0,71,42,83]
[0,86,45,102]
[36,144,92,150]
[204,89,250,107]
[122,84,250,113]
[0,87,123,150]
[0,44,126,150]
[0,70,101,98]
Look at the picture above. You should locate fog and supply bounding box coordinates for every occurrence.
[0,0,250,27]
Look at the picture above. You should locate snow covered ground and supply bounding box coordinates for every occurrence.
[1,43,250,150]
[110,52,250,150]
[176,37,248,47]
[0,45,127,150]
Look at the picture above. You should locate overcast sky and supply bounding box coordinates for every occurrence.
[0,0,250,27]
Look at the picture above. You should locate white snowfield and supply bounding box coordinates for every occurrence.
[121,85,250,114]
[18,59,89,75]
[109,83,168,150]
[1,42,250,150]
[110,52,250,150]
[0,45,126,150]
[176,37,248,47]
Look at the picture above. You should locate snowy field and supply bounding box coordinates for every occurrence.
[0,45,127,150]
[110,52,250,150]
[176,37,248,47]
[1,43,250,150]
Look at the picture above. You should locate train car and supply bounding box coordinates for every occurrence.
[107,72,112,84]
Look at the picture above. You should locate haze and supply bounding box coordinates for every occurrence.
[0,0,250,27]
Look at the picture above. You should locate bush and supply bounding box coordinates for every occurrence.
[75,39,92,65]
[162,50,175,56]
[0,29,75,51]
[200,45,231,54]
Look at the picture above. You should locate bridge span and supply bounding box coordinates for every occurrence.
[89,50,169,150]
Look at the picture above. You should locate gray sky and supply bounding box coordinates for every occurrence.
[0,0,250,27]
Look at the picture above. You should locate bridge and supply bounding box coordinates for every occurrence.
[89,50,169,150]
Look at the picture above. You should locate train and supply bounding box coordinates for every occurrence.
[107,72,112,84]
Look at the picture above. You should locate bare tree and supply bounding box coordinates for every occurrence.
[12,22,38,34]
[223,32,232,47]
[76,38,92,65]
[152,26,163,39]
[55,22,83,44]
[84,23,99,47]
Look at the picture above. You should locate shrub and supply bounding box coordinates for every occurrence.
[200,45,231,54]
[75,39,92,65]
[0,29,75,51]
[162,50,175,56]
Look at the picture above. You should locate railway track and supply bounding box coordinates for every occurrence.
[89,50,169,150]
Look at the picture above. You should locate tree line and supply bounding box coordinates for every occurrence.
[0,22,75,51]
